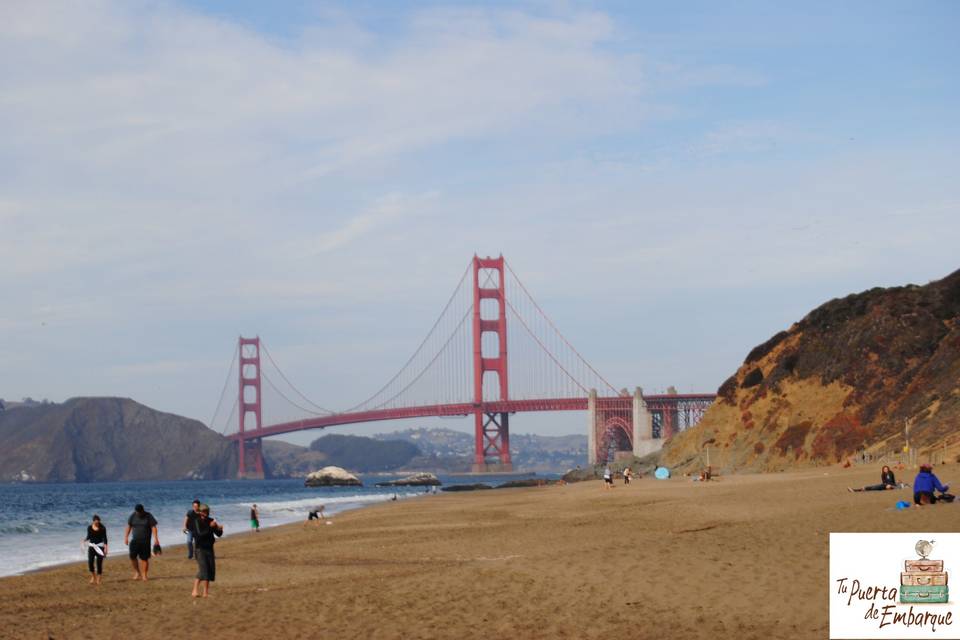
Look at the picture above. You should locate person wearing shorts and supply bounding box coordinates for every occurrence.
[124,504,159,581]
[191,504,223,598]
[603,467,613,489]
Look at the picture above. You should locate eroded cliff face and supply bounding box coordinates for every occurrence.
[663,269,960,473]
[0,397,237,482]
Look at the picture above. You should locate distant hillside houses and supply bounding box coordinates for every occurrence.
[0,397,55,411]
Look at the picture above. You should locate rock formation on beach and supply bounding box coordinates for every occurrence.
[663,268,960,472]
[0,397,236,482]
[304,466,363,487]
[375,472,441,487]
[441,483,493,492]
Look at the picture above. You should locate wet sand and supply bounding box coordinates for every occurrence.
[2,463,958,639]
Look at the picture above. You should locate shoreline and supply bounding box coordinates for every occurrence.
[3,463,957,639]
[11,491,421,579]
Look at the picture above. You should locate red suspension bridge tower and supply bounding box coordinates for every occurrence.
[237,336,265,479]
[472,255,511,472]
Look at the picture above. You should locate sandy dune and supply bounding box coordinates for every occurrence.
[2,463,958,639]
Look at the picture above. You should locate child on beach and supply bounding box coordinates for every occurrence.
[191,504,224,598]
[83,515,108,585]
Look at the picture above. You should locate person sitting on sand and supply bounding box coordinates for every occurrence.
[305,505,327,526]
[698,466,713,482]
[124,504,159,581]
[849,465,899,492]
[83,514,108,585]
[913,464,949,505]
[191,504,224,598]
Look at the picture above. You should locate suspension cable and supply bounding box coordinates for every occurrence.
[208,345,239,431]
[342,260,473,413]
[261,369,329,417]
[504,299,588,395]
[504,259,618,395]
[357,305,474,412]
[219,397,239,435]
[260,342,334,414]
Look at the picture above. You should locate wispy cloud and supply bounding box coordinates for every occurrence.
[1,1,955,431]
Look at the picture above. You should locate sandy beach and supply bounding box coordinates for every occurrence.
[3,463,958,640]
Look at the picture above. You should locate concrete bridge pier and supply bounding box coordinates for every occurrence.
[587,389,597,465]
[632,386,660,458]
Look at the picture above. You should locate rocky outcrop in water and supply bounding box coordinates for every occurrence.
[441,483,492,492]
[375,472,441,487]
[495,479,549,489]
[304,466,363,487]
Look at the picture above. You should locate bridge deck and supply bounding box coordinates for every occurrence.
[229,394,716,440]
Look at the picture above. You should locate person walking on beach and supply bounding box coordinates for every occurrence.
[182,499,201,559]
[913,464,949,505]
[191,504,224,598]
[250,504,260,532]
[603,466,613,489]
[83,514,108,585]
[623,468,632,485]
[124,503,159,581]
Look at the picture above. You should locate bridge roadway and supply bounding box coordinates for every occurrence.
[227,394,716,441]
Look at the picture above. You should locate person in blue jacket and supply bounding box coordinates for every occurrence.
[913,464,949,505]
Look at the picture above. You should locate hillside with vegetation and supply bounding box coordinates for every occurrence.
[663,268,960,472]
[0,397,236,482]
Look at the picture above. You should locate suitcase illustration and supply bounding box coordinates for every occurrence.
[901,552,948,604]
[901,572,948,586]
[905,559,944,573]
[900,585,949,604]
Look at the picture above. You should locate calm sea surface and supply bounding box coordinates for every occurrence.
[0,473,552,577]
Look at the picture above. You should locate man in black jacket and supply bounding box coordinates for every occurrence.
[191,504,224,598]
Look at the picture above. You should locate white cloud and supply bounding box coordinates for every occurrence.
[1,2,955,433]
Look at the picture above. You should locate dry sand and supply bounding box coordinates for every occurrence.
[2,463,959,640]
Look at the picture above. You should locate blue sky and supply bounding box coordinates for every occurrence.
[0,1,957,443]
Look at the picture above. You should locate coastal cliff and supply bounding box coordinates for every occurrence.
[0,397,236,482]
[663,268,960,472]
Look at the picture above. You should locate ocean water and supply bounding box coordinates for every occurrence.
[0,473,551,577]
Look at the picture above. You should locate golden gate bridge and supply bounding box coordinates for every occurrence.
[209,256,715,478]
